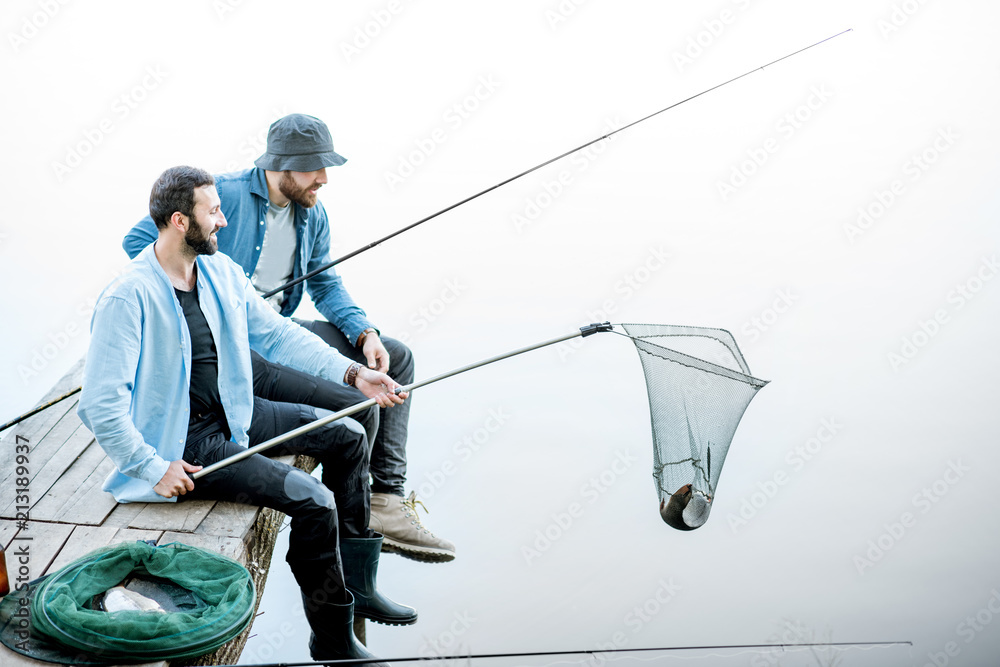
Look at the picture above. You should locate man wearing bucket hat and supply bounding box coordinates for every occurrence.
[124,114,457,564]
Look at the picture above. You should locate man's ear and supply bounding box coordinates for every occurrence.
[169,210,188,233]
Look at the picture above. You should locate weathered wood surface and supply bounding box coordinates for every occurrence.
[0,359,312,667]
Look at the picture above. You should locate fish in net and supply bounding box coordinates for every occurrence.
[618,323,768,531]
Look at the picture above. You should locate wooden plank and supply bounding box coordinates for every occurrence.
[0,422,95,519]
[159,532,247,563]
[102,502,147,528]
[2,387,80,452]
[0,408,87,518]
[47,525,163,573]
[35,357,86,404]
[194,501,261,542]
[45,525,119,572]
[0,650,167,667]
[0,399,79,511]
[128,500,215,533]
[0,355,83,455]
[1,521,75,580]
[31,440,118,525]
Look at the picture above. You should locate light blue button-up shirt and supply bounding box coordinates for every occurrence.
[78,242,353,504]
[122,167,375,344]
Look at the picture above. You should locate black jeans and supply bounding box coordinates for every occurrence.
[251,320,414,496]
[250,351,380,449]
[182,396,370,602]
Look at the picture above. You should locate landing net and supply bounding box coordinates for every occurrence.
[619,323,768,530]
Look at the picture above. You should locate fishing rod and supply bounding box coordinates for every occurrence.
[192,322,614,479]
[263,28,852,300]
[0,386,81,434]
[7,30,850,429]
[217,640,912,666]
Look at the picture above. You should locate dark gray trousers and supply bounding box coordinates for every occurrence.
[182,396,370,603]
[250,320,414,496]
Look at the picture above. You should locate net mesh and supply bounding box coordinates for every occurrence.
[6,541,256,663]
[619,323,768,530]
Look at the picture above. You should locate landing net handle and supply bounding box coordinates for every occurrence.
[193,323,613,480]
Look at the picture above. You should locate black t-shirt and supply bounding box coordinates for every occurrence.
[175,285,230,441]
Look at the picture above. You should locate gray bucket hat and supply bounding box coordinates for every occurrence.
[254,113,347,172]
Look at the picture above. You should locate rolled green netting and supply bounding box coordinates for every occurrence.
[29,540,255,662]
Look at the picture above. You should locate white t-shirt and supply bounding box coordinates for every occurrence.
[251,200,297,312]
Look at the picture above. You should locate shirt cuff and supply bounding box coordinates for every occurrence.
[341,318,374,347]
[140,456,171,489]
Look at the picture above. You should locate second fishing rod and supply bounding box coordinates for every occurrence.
[0,30,851,434]
[263,28,851,300]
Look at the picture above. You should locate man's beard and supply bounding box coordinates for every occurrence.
[184,218,218,256]
[279,171,319,208]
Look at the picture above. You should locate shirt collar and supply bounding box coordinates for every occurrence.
[249,166,269,201]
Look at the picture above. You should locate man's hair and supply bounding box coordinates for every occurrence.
[149,166,215,229]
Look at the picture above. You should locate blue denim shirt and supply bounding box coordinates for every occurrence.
[78,242,353,504]
[123,168,374,344]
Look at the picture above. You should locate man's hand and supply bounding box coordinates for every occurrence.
[153,460,202,498]
[354,367,408,408]
[361,332,390,373]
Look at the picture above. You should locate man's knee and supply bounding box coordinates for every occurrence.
[284,468,337,512]
[313,409,369,461]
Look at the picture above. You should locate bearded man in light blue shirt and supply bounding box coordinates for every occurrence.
[80,165,412,664]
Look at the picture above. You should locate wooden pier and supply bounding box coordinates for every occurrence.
[0,359,317,666]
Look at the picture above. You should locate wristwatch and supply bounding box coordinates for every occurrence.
[357,327,377,347]
[345,362,363,387]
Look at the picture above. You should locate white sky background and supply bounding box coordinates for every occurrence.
[2,1,1000,665]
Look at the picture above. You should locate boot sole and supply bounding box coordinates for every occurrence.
[354,609,418,626]
[380,539,456,563]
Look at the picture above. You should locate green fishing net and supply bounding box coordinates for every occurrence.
[19,540,254,662]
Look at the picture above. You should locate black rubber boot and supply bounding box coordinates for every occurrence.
[341,533,418,625]
[301,591,389,666]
